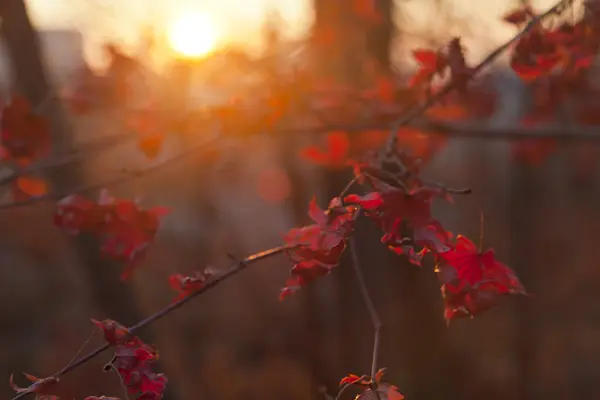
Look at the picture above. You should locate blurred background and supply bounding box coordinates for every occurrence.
[1,0,599,399]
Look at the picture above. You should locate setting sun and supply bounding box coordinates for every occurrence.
[167,12,219,58]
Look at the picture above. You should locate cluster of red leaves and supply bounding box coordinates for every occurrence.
[339,369,404,400]
[279,196,358,300]
[54,189,169,280]
[168,269,213,302]
[287,146,526,321]
[92,319,167,400]
[508,7,597,82]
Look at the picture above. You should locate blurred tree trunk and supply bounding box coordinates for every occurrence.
[0,1,178,396]
[311,0,363,85]
[366,0,394,73]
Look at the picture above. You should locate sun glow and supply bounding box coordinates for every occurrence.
[167,11,219,58]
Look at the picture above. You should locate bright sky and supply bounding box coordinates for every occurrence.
[24,0,560,69]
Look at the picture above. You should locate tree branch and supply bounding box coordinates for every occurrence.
[0,130,220,211]
[383,0,572,154]
[9,244,292,400]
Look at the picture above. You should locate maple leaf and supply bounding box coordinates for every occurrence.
[300,130,350,168]
[91,318,131,345]
[12,175,49,200]
[409,49,447,87]
[344,177,452,264]
[54,194,102,235]
[434,235,527,322]
[280,197,357,299]
[169,269,213,302]
[96,318,168,400]
[340,374,368,386]
[339,368,404,400]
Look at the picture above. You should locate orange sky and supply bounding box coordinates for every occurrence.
[24,0,560,69]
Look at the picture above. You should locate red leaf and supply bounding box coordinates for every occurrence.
[435,235,527,323]
[91,318,130,345]
[300,130,350,168]
[344,177,451,264]
[410,49,447,87]
[54,190,169,279]
[137,133,165,159]
[169,269,212,302]
[280,198,357,299]
[15,175,48,198]
[340,374,367,386]
[95,318,168,399]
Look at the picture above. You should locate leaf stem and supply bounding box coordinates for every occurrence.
[349,214,382,374]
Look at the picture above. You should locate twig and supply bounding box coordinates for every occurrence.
[55,327,97,377]
[0,131,220,211]
[107,364,130,400]
[349,219,382,382]
[383,0,572,155]
[0,131,135,187]
[9,244,292,400]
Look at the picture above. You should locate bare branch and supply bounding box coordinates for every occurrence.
[9,243,292,400]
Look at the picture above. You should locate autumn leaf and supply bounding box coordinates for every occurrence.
[435,235,527,322]
[339,368,404,400]
[169,269,213,302]
[344,176,452,264]
[91,318,131,345]
[137,133,165,159]
[300,130,350,168]
[15,175,48,197]
[54,190,169,279]
[409,49,447,87]
[280,197,357,299]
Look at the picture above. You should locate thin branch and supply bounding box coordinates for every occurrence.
[0,131,220,211]
[383,0,572,154]
[349,225,382,379]
[0,131,135,187]
[108,364,130,400]
[9,244,292,400]
[56,327,97,377]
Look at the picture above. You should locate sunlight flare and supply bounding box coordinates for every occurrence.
[167,11,219,58]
